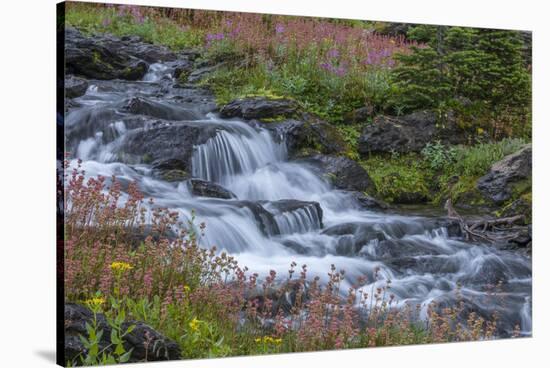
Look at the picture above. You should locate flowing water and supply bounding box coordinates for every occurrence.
[65,63,532,336]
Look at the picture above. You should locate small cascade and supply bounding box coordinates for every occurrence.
[142,62,173,82]
[264,201,323,235]
[192,122,285,184]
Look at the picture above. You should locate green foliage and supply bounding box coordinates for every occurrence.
[200,47,393,123]
[421,141,458,171]
[391,26,531,138]
[336,125,363,160]
[445,138,526,178]
[433,138,527,204]
[364,138,527,206]
[69,293,135,366]
[65,5,203,50]
[362,152,431,203]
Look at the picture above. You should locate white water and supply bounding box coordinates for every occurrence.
[65,63,532,336]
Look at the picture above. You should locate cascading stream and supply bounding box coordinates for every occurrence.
[66,63,532,336]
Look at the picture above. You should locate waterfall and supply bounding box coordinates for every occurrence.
[192,121,285,184]
[65,62,532,337]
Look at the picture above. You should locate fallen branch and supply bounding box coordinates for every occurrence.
[444,199,525,243]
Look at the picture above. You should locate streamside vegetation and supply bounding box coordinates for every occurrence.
[63,161,508,364]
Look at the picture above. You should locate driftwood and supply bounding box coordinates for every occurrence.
[444,199,526,243]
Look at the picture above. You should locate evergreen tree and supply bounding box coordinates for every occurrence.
[390,25,531,137]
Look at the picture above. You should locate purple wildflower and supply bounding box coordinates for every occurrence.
[275,23,285,34]
[327,49,340,58]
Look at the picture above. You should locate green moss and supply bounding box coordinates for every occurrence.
[447,176,486,207]
[178,70,190,84]
[142,153,153,164]
[361,153,432,203]
[162,169,188,182]
[259,115,288,123]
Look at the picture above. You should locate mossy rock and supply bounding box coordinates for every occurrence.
[161,169,189,182]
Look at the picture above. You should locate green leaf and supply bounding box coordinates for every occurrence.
[125,324,136,335]
[119,350,132,363]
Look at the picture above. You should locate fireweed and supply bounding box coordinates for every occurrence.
[65,3,416,122]
[63,161,508,362]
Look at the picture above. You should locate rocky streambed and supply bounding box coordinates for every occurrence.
[62,27,532,341]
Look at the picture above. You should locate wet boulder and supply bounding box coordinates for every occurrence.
[122,39,177,63]
[220,97,299,120]
[121,96,202,121]
[264,118,347,158]
[188,179,236,199]
[151,158,190,182]
[364,238,444,260]
[228,200,279,236]
[65,75,89,98]
[322,222,386,255]
[65,27,148,80]
[299,154,375,193]
[186,62,226,83]
[477,145,532,205]
[120,122,219,169]
[358,110,469,156]
[342,191,389,210]
[263,199,324,233]
[64,303,180,364]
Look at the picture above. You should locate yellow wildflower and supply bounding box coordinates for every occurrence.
[255,336,281,344]
[477,127,485,135]
[183,285,191,293]
[189,317,200,332]
[85,296,105,308]
[110,261,133,272]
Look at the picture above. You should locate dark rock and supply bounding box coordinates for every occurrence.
[265,118,347,158]
[345,105,375,124]
[392,189,429,204]
[127,43,177,64]
[322,222,386,255]
[509,225,532,247]
[298,154,375,193]
[345,191,389,210]
[65,27,148,80]
[151,159,190,182]
[65,75,89,98]
[477,145,532,205]
[64,303,180,364]
[244,280,308,316]
[121,96,201,120]
[366,238,443,260]
[220,97,299,120]
[188,179,236,199]
[263,199,324,232]
[386,255,461,275]
[186,62,226,83]
[358,110,469,156]
[281,239,309,254]
[229,201,279,236]
[172,59,194,80]
[120,122,219,169]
